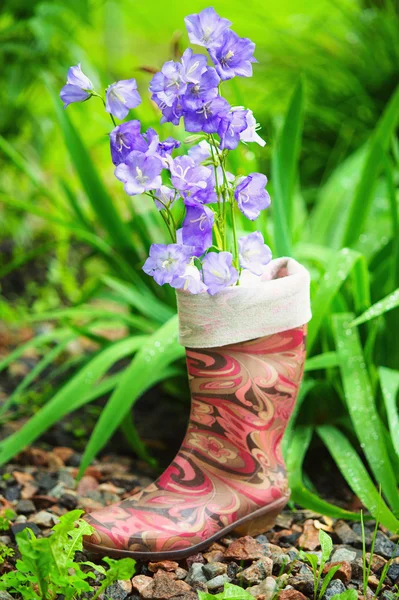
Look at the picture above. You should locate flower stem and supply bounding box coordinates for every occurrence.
[92,91,117,127]
[149,192,177,243]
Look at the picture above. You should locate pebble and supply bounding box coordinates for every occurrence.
[323,579,346,600]
[185,553,205,567]
[140,571,192,599]
[224,536,265,560]
[238,557,273,585]
[334,521,359,545]
[185,563,208,586]
[202,562,227,580]
[31,510,58,527]
[132,575,153,595]
[15,499,35,515]
[374,532,399,559]
[0,536,11,545]
[323,561,352,585]
[387,562,399,583]
[11,522,41,539]
[206,574,231,589]
[331,547,358,563]
[248,576,278,599]
[287,571,314,596]
[4,485,20,501]
[59,492,78,510]
[104,580,132,600]
[298,520,320,551]
[148,561,179,573]
[279,590,308,600]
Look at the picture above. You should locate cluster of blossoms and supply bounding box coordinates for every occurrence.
[60,7,272,296]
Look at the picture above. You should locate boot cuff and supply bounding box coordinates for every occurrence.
[177,257,311,348]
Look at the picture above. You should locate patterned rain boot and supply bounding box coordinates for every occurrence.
[83,258,311,559]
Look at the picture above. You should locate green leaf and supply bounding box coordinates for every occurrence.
[330,590,358,600]
[308,248,362,352]
[287,425,361,520]
[319,564,342,599]
[271,78,304,256]
[78,316,184,476]
[101,556,136,580]
[332,314,399,514]
[304,352,339,371]
[379,367,399,459]
[342,83,399,247]
[0,336,147,466]
[319,529,333,564]
[351,288,399,326]
[317,425,399,531]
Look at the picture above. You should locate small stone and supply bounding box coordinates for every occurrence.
[239,557,273,585]
[77,475,98,496]
[35,472,57,492]
[331,547,358,563]
[278,590,308,600]
[275,513,294,529]
[224,536,264,560]
[323,579,346,600]
[298,519,320,551]
[186,563,208,586]
[381,591,396,600]
[367,575,380,590]
[351,557,365,581]
[227,562,240,579]
[203,549,225,563]
[58,468,76,489]
[14,514,27,524]
[185,553,205,568]
[0,591,14,600]
[175,567,188,580]
[31,510,58,527]
[374,532,399,559]
[104,580,132,600]
[132,575,153,595]
[4,485,20,502]
[21,482,39,500]
[141,572,191,599]
[0,536,11,545]
[322,562,352,585]
[59,492,78,510]
[53,447,74,463]
[248,576,278,599]
[11,522,41,540]
[334,521,359,545]
[203,562,227,580]
[387,561,399,583]
[206,574,231,590]
[287,570,314,597]
[149,561,179,573]
[366,552,387,575]
[15,500,35,515]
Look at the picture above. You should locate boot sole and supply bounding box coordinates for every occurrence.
[83,495,289,560]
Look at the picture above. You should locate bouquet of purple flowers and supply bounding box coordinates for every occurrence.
[60,7,272,296]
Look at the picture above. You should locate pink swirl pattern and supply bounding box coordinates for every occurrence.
[84,326,307,555]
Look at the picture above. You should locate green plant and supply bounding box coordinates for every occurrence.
[300,529,340,600]
[0,543,14,565]
[330,591,358,600]
[0,508,16,531]
[0,510,136,599]
[198,583,255,600]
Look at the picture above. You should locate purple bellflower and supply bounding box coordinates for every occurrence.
[240,109,266,146]
[154,185,176,211]
[202,251,238,295]
[188,140,212,164]
[234,173,271,220]
[110,120,147,166]
[183,95,230,133]
[150,61,186,107]
[238,232,272,275]
[106,79,141,120]
[209,30,256,80]
[185,7,232,48]
[143,244,191,286]
[218,107,248,150]
[152,94,183,126]
[180,48,208,83]
[115,151,162,195]
[182,205,214,256]
[60,64,94,108]
[169,156,212,194]
[182,67,220,111]
[172,264,208,294]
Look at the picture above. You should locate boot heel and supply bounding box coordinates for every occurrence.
[233,506,282,537]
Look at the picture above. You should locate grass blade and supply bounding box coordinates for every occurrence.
[342,83,399,247]
[304,352,339,371]
[317,425,399,530]
[78,316,184,477]
[0,336,147,466]
[379,367,399,459]
[351,288,399,326]
[332,313,399,512]
[271,78,304,256]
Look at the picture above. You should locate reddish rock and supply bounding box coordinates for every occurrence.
[77,475,99,496]
[367,575,380,590]
[278,590,308,600]
[298,520,320,551]
[53,447,74,463]
[185,553,205,567]
[239,557,273,584]
[149,560,179,573]
[366,552,387,574]
[203,550,225,563]
[21,483,39,500]
[140,571,192,599]
[323,561,352,585]
[12,471,33,485]
[224,536,264,560]
[47,453,64,469]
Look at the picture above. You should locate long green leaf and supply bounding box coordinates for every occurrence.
[332,314,399,512]
[317,425,399,531]
[271,78,304,256]
[287,425,361,520]
[78,316,184,477]
[308,248,361,351]
[0,336,147,466]
[304,352,339,371]
[351,288,399,326]
[379,367,399,459]
[342,83,399,246]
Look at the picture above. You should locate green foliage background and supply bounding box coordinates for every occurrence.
[1,0,399,527]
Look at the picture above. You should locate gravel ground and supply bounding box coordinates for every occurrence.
[1,447,399,600]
